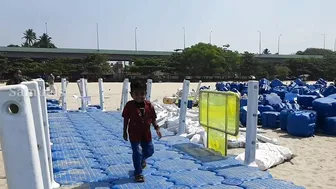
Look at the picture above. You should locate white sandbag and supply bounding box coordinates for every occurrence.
[235,143,293,170]
[190,134,202,144]
[228,133,246,148]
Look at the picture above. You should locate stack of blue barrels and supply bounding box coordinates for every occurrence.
[216,77,336,137]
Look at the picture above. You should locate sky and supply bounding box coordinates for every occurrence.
[1,0,336,54]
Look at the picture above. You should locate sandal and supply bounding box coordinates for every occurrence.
[141,160,147,169]
[134,174,145,182]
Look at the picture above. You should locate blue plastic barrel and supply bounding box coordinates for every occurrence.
[287,110,317,137]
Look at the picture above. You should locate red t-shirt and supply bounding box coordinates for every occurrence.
[122,100,157,142]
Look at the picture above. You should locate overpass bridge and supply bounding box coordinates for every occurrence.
[0,47,323,62]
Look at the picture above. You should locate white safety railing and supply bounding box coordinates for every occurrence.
[98,78,105,111]
[177,79,190,135]
[22,81,52,189]
[119,78,129,111]
[80,78,87,112]
[244,80,259,166]
[146,79,152,101]
[0,85,44,189]
[61,78,67,111]
[35,79,60,188]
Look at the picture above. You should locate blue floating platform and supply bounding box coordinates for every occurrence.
[105,163,156,181]
[92,146,132,156]
[48,111,304,189]
[51,142,89,151]
[53,157,99,172]
[199,156,242,171]
[112,175,174,189]
[52,149,95,160]
[167,170,224,188]
[51,136,84,144]
[215,165,272,182]
[150,150,183,161]
[152,159,201,176]
[240,179,305,189]
[54,168,108,185]
[97,154,133,165]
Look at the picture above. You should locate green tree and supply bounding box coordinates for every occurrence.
[296,48,335,56]
[22,29,37,47]
[81,54,112,79]
[33,33,57,48]
[275,65,290,79]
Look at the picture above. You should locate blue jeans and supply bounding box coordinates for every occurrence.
[130,141,154,176]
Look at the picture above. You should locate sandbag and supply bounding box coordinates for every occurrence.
[262,112,280,129]
[235,143,293,171]
[287,111,317,137]
[312,97,336,117]
[324,117,336,135]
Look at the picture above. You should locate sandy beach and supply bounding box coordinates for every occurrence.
[0,82,335,189]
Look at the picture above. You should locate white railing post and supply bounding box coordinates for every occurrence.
[61,78,67,111]
[77,79,82,96]
[84,79,89,106]
[193,80,202,102]
[22,81,52,189]
[120,78,129,111]
[146,79,152,101]
[98,78,105,111]
[178,79,190,135]
[0,85,44,189]
[35,79,60,188]
[80,78,87,112]
[244,80,259,166]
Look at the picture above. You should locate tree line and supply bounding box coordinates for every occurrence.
[129,43,336,81]
[2,29,336,82]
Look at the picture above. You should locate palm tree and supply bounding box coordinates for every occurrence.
[22,29,37,47]
[34,33,56,48]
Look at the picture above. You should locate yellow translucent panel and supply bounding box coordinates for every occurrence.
[199,91,240,136]
[199,92,208,126]
[199,90,240,156]
[208,128,227,156]
[226,94,239,135]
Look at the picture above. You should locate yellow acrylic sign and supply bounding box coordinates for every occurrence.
[199,90,240,156]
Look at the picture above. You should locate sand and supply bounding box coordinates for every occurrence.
[0,82,335,189]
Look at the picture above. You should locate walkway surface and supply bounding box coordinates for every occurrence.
[49,111,305,189]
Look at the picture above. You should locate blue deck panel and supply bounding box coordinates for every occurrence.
[49,111,305,189]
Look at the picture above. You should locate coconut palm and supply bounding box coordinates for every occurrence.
[22,29,37,47]
[34,33,56,48]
